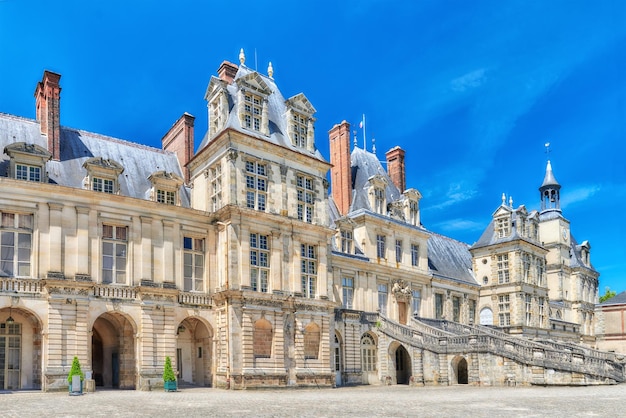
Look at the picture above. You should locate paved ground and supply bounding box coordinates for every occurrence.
[1,384,625,417]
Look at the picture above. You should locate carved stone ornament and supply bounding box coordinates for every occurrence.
[391,278,412,301]
[227,149,239,162]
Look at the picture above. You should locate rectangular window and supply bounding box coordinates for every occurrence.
[184,237,204,292]
[538,297,545,327]
[301,244,316,298]
[536,258,545,286]
[210,163,222,211]
[93,177,114,194]
[468,299,476,325]
[342,277,354,309]
[157,189,176,205]
[525,294,532,326]
[395,240,402,263]
[102,225,127,284]
[376,235,386,259]
[340,230,353,254]
[411,244,419,267]
[411,289,421,317]
[452,296,460,322]
[0,213,32,277]
[245,161,267,211]
[522,253,531,283]
[378,283,388,316]
[297,175,315,223]
[498,294,511,326]
[15,164,41,182]
[496,217,510,238]
[244,93,263,132]
[435,293,444,319]
[250,233,270,293]
[497,254,510,284]
[409,200,418,225]
[291,112,308,148]
[374,188,385,214]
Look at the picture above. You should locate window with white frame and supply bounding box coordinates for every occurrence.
[496,217,510,238]
[525,294,532,326]
[522,253,531,283]
[498,294,511,326]
[184,236,204,292]
[291,112,308,148]
[411,289,421,316]
[378,283,388,315]
[361,334,377,372]
[538,297,545,327]
[297,175,314,223]
[245,160,267,211]
[93,177,114,194]
[156,189,176,205]
[376,235,386,259]
[340,229,353,254]
[410,244,419,267]
[408,199,419,225]
[536,258,545,286]
[342,277,354,309]
[301,244,317,298]
[0,212,32,277]
[102,225,127,284]
[395,240,402,263]
[210,163,222,212]
[497,254,510,284]
[250,233,270,292]
[374,187,385,214]
[243,93,262,132]
[15,164,41,182]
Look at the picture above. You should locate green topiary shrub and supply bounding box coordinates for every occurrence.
[67,356,84,383]
[163,356,176,382]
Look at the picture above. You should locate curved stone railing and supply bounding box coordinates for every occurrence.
[365,313,625,383]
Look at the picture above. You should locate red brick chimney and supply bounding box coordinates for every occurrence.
[34,70,62,160]
[217,61,238,84]
[386,146,406,193]
[162,113,195,184]
[329,121,352,216]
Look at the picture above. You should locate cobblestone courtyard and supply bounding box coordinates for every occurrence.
[1,384,625,417]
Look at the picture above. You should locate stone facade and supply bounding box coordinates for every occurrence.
[0,52,622,392]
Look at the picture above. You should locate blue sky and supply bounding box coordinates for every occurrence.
[1,0,625,293]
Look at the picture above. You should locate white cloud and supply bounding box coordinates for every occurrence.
[450,68,487,92]
[426,181,478,211]
[433,218,484,233]
[561,185,601,208]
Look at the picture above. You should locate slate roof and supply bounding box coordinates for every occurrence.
[198,65,327,164]
[600,291,626,306]
[0,113,191,206]
[349,147,401,212]
[427,231,478,286]
[471,205,541,250]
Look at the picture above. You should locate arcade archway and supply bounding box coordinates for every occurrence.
[92,312,136,389]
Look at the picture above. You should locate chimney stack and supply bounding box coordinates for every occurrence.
[217,61,238,84]
[386,146,406,193]
[329,121,352,216]
[34,70,62,160]
[162,113,195,184]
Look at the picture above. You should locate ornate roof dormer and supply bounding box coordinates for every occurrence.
[540,160,561,213]
[285,93,316,152]
[4,142,52,182]
[236,73,272,136]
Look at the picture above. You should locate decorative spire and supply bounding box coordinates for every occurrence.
[539,159,562,213]
[268,61,273,78]
[501,192,506,205]
[239,48,246,65]
[353,130,357,148]
[509,195,513,208]
[372,137,376,154]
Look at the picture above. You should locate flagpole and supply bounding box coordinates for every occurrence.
[362,114,366,150]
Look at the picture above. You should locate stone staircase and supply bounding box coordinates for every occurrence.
[363,312,625,384]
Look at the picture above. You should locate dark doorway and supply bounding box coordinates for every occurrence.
[457,357,468,384]
[395,345,411,384]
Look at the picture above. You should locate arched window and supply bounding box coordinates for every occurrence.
[304,323,320,359]
[253,319,272,358]
[479,307,493,325]
[360,334,377,372]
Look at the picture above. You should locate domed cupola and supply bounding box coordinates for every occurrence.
[539,160,561,213]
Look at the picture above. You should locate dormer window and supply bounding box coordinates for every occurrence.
[340,229,353,253]
[244,93,262,131]
[4,142,51,183]
[496,217,510,238]
[291,112,308,148]
[286,93,316,152]
[374,188,385,214]
[148,171,183,206]
[368,175,388,215]
[403,189,422,226]
[83,157,124,195]
[236,74,271,136]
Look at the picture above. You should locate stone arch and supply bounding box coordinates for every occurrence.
[0,306,43,390]
[361,332,378,384]
[388,341,411,385]
[176,316,213,387]
[333,331,343,386]
[451,355,469,384]
[91,311,137,389]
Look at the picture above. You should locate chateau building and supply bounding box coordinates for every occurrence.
[0,52,622,391]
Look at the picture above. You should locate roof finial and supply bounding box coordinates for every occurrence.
[501,192,506,205]
[268,61,274,78]
[239,48,246,65]
[509,195,513,208]
[353,130,357,148]
[372,137,376,154]
[545,142,551,161]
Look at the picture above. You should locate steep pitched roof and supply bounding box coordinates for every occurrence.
[427,231,478,286]
[0,113,190,206]
[349,147,401,212]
